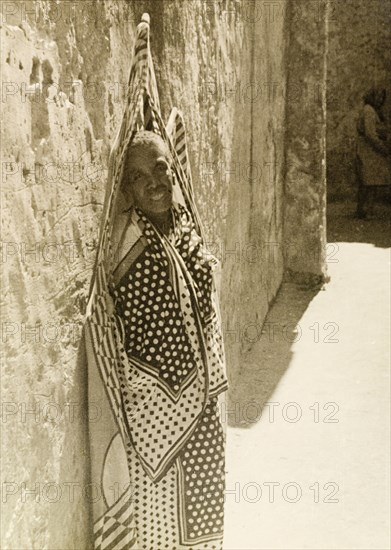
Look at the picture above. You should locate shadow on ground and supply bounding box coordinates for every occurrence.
[227,283,319,429]
[227,196,390,429]
[327,199,391,248]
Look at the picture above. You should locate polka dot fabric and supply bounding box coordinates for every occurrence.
[112,204,227,401]
[178,398,225,545]
[126,399,225,549]
[170,206,228,396]
[109,203,228,547]
[113,244,199,395]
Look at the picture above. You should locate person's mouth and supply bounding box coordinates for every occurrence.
[149,187,170,201]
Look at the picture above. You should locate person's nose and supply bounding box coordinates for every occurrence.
[148,176,161,189]
[148,172,166,189]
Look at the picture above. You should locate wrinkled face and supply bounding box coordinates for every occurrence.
[125,141,173,215]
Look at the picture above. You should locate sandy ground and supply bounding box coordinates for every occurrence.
[223,201,391,550]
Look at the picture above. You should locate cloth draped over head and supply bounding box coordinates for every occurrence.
[82,13,228,549]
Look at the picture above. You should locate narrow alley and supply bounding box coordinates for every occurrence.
[224,204,390,549]
[1,2,390,548]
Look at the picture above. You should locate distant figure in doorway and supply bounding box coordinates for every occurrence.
[355,87,390,218]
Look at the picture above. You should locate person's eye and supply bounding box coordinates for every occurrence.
[156,162,169,173]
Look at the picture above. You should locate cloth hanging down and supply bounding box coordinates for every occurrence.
[81,13,228,550]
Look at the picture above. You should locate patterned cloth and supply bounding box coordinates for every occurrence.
[125,398,226,549]
[110,202,227,475]
[82,13,228,550]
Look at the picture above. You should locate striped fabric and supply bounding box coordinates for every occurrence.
[93,486,136,549]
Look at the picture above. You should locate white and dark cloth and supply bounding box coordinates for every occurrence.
[82,13,228,550]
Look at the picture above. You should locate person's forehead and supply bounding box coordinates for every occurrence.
[127,141,168,168]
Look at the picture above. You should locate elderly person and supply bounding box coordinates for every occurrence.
[106,130,228,549]
[355,87,390,218]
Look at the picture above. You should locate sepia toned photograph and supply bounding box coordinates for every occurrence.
[1,1,390,549]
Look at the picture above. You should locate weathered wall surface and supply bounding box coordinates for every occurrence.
[283,0,328,283]
[220,0,289,384]
[1,0,326,547]
[327,0,391,200]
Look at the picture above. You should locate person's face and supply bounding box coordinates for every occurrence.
[125,141,173,215]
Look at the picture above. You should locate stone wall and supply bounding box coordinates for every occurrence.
[327,0,391,200]
[283,0,328,282]
[1,0,327,547]
[220,0,289,383]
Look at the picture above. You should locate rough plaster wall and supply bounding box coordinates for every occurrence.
[220,0,289,386]
[283,0,328,283]
[0,1,246,548]
[327,0,391,200]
